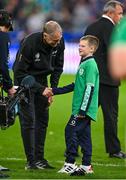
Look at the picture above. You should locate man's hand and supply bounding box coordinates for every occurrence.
[42,87,53,97]
[8,86,16,96]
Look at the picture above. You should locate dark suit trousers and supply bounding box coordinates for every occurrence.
[99,84,121,154]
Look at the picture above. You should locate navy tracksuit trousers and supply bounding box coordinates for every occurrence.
[65,115,92,166]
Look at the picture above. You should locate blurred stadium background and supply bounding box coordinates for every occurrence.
[0,1,126,178]
[1,0,126,74]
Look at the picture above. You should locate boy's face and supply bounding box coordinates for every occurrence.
[79,40,93,57]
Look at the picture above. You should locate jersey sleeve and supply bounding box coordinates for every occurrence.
[52,82,74,95]
[79,62,97,116]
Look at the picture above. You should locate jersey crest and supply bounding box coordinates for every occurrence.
[79,68,84,76]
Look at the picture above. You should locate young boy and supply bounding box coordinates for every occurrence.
[52,35,99,176]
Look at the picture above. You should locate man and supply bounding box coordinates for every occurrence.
[13,21,64,169]
[84,0,126,159]
[0,9,16,178]
[0,9,15,95]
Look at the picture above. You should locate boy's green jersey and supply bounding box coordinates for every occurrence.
[72,56,99,121]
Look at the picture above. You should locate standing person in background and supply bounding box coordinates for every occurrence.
[13,21,65,170]
[84,0,126,158]
[0,9,16,178]
[0,9,15,95]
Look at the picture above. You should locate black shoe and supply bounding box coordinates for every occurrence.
[0,165,9,171]
[36,159,55,169]
[70,167,86,176]
[25,162,38,170]
[109,151,126,159]
[0,172,9,178]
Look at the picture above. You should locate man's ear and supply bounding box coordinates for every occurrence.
[106,11,114,20]
[43,32,48,38]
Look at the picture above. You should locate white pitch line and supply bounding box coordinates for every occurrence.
[1,157,25,161]
[57,160,126,167]
[1,158,126,167]
[92,162,126,167]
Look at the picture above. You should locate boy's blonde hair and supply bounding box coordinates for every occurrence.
[80,35,99,53]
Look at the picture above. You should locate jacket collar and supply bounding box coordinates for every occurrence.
[81,56,94,63]
[102,15,115,25]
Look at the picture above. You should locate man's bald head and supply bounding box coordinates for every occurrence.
[43,21,63,47]
[43,21,62,36]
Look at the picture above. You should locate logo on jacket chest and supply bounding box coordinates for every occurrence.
[52,50,57,57]
[34,53,40,62]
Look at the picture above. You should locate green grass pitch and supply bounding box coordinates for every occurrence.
[0,74,126,179]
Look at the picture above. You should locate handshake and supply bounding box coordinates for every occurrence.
[42,87,54,105]
[42,87,53,97]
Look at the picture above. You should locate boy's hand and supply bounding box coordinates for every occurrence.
[48,96,53,106]
[77,115,85,119]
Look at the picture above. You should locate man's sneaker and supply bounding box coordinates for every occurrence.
[70,165,93,176]
[25,162,38,170]
[0,165,9,171]
[36,159,55,169]
[109,151,126,159]
[58,162,78,174]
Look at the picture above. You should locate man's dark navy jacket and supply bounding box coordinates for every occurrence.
[13,32,65,92]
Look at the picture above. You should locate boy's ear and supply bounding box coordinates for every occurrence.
[90,46,95,53]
